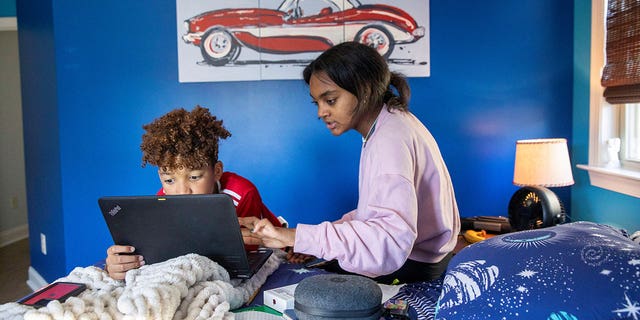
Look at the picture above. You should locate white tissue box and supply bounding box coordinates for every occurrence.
[263,283,297,313]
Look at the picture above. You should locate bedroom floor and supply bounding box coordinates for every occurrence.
[0,238,32,304]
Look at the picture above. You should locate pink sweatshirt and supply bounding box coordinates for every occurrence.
[295,107,460,277]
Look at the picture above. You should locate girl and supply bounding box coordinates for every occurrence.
[240,42,460,284]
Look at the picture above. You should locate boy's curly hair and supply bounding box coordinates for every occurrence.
[140,105,231,171]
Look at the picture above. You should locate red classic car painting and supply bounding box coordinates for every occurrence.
[181,0,425,66]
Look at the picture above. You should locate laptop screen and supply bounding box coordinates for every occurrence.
[98,194,271,278]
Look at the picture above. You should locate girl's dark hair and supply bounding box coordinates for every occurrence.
[303,41,410,123]
[140,105,231,171]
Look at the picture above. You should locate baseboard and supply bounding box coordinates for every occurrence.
[27,266,48,291]
[0,17,17,31]
[0,224,29,247]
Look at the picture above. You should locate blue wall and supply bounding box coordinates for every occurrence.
[17,0,66,282]
[571,1,640,232]
[18,0,576,282]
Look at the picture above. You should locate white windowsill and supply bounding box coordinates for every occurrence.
[577,164,640,198]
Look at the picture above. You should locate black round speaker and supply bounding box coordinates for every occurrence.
[508,186,566,231]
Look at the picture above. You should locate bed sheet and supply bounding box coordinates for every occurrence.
[251,221,640,320]
[435,221,640,319]
[247,261,442,319]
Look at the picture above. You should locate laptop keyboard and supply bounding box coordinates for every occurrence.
[247,250,267,266]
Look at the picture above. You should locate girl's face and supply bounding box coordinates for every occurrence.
[309,72,364,136]
[158,162,222,195]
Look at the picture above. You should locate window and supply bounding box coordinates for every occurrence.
[577,0,640,198]
[622,103,640,164]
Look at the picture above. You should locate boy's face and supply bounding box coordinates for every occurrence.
[158,162,223,195]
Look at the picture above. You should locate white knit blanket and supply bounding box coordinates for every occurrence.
[0,250,284,320]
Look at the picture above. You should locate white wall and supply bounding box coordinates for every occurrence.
[0,29,28,246]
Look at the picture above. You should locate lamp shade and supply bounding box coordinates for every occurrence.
[513,138,574,187]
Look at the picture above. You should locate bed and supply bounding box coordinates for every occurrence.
[390,221,640,319]
[249,221,640,319]
[2,221,638,319]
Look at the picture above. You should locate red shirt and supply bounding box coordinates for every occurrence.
[217,172,282,227]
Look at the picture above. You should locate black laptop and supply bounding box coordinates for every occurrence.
[98,194,272,278]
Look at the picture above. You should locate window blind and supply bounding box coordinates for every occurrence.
[601,0,640,104]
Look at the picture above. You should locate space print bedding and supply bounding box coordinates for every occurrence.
[390,221,640,320]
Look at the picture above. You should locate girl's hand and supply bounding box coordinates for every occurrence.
[239,216,264,246]
[238,217,297,248]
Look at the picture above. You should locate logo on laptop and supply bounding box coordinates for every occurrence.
[108,205,122,216]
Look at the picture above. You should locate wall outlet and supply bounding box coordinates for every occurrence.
[40,233,47,255]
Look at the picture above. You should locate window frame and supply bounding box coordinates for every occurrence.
[576,0,640,199]
[621,103,640,166]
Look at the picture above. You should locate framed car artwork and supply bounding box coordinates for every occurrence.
[176,0,429,82]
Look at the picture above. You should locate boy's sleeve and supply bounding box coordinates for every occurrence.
[235,189,283,227]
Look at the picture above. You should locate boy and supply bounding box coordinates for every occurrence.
[105,105,281,280]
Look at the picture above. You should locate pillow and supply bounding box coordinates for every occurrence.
[435,221,640,319]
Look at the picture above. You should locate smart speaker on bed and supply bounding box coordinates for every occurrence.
[293,274,383,320]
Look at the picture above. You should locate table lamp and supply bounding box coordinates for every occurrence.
[508,138,574,231]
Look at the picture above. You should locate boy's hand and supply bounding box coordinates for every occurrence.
[105,245,144,280]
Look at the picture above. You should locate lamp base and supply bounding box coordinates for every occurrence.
[508,186,566,231]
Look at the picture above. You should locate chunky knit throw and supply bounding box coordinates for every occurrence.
[0,250,284,320]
